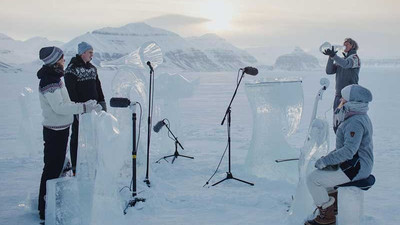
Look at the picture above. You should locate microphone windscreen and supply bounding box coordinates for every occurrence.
[244,67,258,76]
[110,97,131,108]
[153,120,165,133]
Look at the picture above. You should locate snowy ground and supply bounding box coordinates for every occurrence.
[0,66,399,225]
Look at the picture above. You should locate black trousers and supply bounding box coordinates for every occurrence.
[70,116,79,173]
[38,127,69,217]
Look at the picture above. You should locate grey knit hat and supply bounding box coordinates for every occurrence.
[39,46,63,65]
[341,84,372,103]
[78,42,93,55]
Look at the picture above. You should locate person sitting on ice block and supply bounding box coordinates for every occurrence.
[304,84,374,225]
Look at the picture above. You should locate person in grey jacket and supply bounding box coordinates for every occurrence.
[37,46,102,220]
[324,38,361,132]
[305,84,373,225]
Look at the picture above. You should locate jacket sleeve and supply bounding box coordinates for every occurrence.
[95,70,106,111]
[332,54,355,69]
[321,120,364,166]
[64,67,79,102]
[326,58,337,75]
[44,88,85,115]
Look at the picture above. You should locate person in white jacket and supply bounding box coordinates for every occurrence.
[36,46,101,220]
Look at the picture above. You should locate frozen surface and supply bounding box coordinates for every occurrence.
[0,67,399,225]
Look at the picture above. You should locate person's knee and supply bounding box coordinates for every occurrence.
[307,170,323,188]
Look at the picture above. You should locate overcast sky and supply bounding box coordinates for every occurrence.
[1,0,399,57]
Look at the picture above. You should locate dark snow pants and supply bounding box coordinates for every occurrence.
[38,127,69,218]
[70,116,79,173]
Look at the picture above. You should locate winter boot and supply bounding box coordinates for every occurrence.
[305,197,336,225]
[328,189,338,215]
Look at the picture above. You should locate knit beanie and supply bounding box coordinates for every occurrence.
[39,47,63,65]
[341,84,372,103]
[78,42,93,55]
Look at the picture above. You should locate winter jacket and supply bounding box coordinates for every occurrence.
[37,65,85,130]
[64,55,106,109]
[326,49,361,96]
[320,110,373,181]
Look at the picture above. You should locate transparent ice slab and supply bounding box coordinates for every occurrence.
[244,78,303,182]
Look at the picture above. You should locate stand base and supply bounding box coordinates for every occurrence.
[123,197,146,214]
[143,179,151,187]
[156,150,194,164]
[212,172,254,186]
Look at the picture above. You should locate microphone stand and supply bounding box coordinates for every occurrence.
[144,63,154,187]
[155,122,194,164]
[212,69,254,187]
[124,104,145,214]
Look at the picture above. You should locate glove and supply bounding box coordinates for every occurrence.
[83,100,100,113]
[315,157,326,170]
[323,46,338,57]
[98,101,107,112]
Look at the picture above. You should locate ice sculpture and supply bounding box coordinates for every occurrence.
[287,78,330,224]
[107,41,164,150]
[45,112,124,225]
[319,41,345,54]
[244,78,303,182]
[18,87,37,156]
[101,41,163,69]
[45,177,81,225]
[90,112,124,224]
[75,112,98,225]
[154,73,197,139]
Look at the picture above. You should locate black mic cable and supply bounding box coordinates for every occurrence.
[203,120,230,187]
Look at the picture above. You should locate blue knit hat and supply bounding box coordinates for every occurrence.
[39,46,63,65]
[78,42,93,55]
[341,84,372,103]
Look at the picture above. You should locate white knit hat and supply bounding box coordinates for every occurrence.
[341,84,372,103]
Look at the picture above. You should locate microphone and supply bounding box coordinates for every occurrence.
[243,67,258,76]
[147,61,154,72]
[153,119,165,133]
[110,97,131,108]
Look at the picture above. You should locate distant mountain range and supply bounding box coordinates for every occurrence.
[61,23,257,72]
[273,47,320,71]
[0,33,63,66]
[1,23,399,73]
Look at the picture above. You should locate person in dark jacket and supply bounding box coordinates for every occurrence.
[305,84,373,225]
[37,46,101,220]
[323,38,361,132]
[64,42,106,174]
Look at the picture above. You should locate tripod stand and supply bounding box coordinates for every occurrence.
[155,122,194,164]
[212,69,254,187]
[124,104,145,214]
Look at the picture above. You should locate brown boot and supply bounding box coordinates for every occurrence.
[304,197,336,225]
[328,189,338,215]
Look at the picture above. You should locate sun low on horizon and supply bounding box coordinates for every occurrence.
[200,0,235,32]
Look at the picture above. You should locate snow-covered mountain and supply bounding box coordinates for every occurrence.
[186,34,257,71]
[62,23,257,72]
[274,47,320,71]
[0,33,63,65]
[0,60,21,73]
